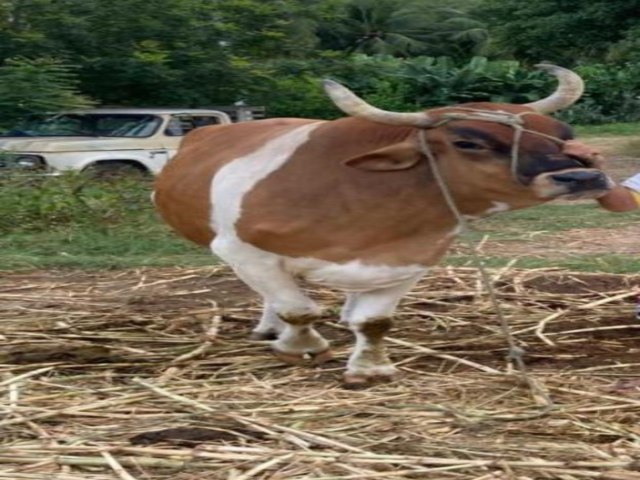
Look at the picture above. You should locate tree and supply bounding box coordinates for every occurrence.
[475,0,640,64]
[0,57,93,129]
[318,0,488,59]
[0,0,329,107]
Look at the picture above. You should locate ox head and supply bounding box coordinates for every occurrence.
[324,65,612,213]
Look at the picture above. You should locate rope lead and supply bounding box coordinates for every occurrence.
[418,111,559,419]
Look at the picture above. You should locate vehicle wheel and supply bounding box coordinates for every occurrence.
[84,161,148,180]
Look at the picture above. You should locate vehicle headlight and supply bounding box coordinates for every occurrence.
[17,155,45,168]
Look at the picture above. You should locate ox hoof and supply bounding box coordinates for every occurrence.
[342,367,398,388]
[310,348,334,365]
[272,349,307,366]
[342,373,398,389]
[248,331,279,341]
[342,373,372,389]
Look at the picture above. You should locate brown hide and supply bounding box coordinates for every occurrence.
[235,118,456,266]
[154,118,317,246]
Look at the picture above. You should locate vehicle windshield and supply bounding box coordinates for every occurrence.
[0,113,163,138]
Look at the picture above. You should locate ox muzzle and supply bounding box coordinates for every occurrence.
[532,167,613,200]
[527,140,612,200]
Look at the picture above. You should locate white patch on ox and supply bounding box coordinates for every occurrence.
[210,122,324,319]
[484,201,510,215]
[252,303,286,337]
[283,257,427,292]
[210,123,327,352]
[446,202,511,240]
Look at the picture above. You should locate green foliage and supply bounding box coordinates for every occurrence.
[253,55,554,118]
[474,0,640,65]
[396,56,550,106]
[0,0,328,107]
[558,63,640,125]
[607,26,640,64]
[0,173,152,234]
[257,54,640,125]
[253,54,412,118]
[0,57,93,129]
[0,173,210,270]
[318,0,488,58]
[2,0,640,127]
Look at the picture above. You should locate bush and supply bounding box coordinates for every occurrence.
[253,55,555,119]
[395,56,551,106]
[0,173,154,234]
[558,63,640,125]
[254,54,640,125]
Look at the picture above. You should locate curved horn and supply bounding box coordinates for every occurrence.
[323,79,435,127]
[525,64,584,114]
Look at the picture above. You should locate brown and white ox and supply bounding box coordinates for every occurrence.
[155,65,611,385]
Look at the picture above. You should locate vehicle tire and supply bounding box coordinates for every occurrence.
[84,161,148,180]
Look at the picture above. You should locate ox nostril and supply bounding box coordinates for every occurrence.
[551,171,604,184]
[551,173,578,184]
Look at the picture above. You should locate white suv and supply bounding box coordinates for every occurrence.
[0,108,231,175]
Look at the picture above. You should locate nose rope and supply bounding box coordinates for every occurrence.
[418,111,558,419]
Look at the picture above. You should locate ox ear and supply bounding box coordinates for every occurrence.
[344,143,422,172]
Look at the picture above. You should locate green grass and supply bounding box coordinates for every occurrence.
[453,203,640,272]
[474,202,637,240]
[0,227,214,270]
[448,254,640,274]
[575,122,640,137]
[0,174,215,270]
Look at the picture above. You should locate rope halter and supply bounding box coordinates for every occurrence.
[417,108,573,417]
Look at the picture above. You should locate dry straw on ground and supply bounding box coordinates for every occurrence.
[1,266,640,479]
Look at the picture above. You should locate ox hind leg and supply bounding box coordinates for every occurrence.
[342,276,421,386]
[212,238,331,364]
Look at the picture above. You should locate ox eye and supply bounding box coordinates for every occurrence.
[453,140,485,151]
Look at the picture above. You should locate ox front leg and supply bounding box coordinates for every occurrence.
[343,277,421,386]
[238,271,330,364]
[249,303,286,340]
[211,237,332,365]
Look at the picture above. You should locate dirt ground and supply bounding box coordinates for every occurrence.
[2,266,640,479]
[478,223,640,258]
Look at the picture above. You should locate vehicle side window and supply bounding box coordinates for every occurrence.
[164,115,223,136]
[48,116,85,135]
[193,116,222,128]
[164,117,184,136]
